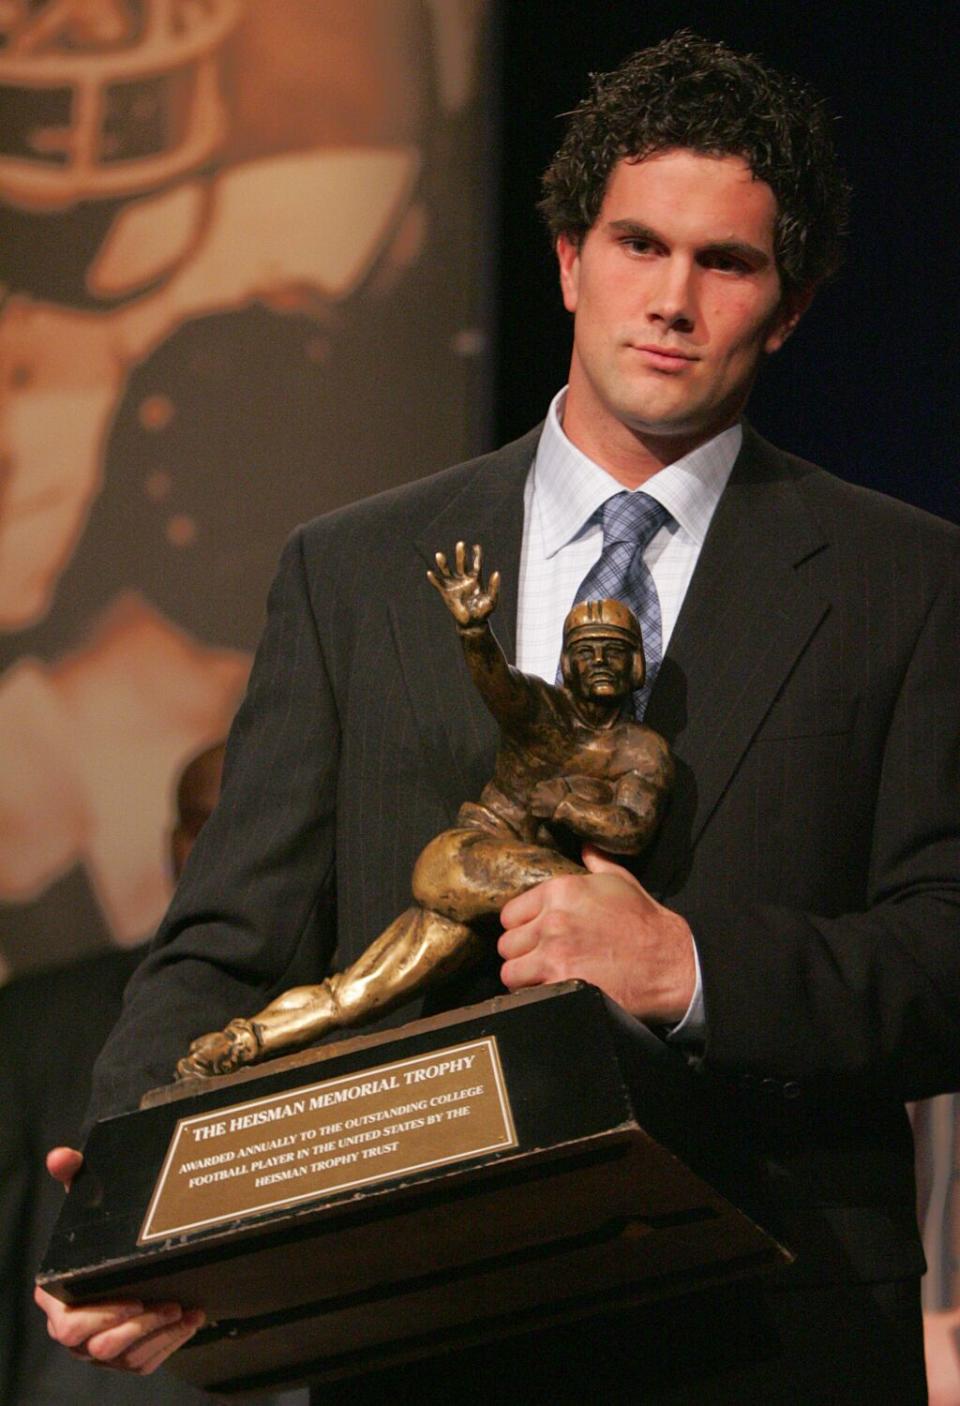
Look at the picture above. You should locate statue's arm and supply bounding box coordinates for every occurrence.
[428,541,537,726]
[531,739,674,856]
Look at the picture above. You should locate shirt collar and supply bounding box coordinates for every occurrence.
[532,387,742,557]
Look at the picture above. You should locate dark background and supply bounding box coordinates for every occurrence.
[494,0,958,523]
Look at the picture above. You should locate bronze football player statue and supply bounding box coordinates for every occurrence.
[176,543,674,1078]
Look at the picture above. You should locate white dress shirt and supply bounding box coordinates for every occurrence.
[517,388,741,679]
[515,388,742,1039]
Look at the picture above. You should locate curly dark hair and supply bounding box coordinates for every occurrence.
[539,32,850,293]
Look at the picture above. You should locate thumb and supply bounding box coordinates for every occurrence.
[581,844,642,887]
[47,1146,83,1191]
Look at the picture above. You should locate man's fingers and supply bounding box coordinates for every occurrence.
[122,1311,205,1375]
[46,1146,84,1189]
[488,569,501,602]
[433,551,449,577]
[36,1283,202,1376]
[497,921,538,960]
[36,1286,145,1349]
[472,542,482,576]
[84,1303,181,1361]
[454,540,466,573]
[84,1302,189,1365]
[500,951,543,991]
[500,884,545,929]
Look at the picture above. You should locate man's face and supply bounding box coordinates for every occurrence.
[556,149,809,472]
[564,632,636,702]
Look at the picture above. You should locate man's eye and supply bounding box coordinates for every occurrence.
[702,251,750,274]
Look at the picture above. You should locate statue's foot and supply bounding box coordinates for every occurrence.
[175,1018,262,1079]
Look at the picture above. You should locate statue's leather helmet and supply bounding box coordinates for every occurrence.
[561,599,645,690]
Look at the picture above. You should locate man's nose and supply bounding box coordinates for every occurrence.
[646,256,696,332]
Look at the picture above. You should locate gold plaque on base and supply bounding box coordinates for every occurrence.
[140,1037,516,1242]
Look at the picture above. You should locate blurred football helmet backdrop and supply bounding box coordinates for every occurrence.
[0,0,492,978]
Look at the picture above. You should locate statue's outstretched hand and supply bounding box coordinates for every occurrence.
[428,541,500,626]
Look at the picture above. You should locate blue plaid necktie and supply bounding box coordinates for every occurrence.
[563,491,672,718]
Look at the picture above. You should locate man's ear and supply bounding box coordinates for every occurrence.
[556,233,582,314]
[765,284,815,354]
[560,649,573,687]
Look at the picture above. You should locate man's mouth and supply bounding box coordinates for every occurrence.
[632,343,698,371]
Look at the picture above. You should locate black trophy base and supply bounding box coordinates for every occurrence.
[38,983,787,1395]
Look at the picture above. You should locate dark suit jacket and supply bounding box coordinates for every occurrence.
[86,424,960,1395]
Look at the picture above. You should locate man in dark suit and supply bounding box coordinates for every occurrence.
[37,32,960,1402]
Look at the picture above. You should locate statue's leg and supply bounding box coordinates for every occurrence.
[258,905,482,1051]
[412,827,584,921]
[176,905,481,1079]
[175,829,582,1080]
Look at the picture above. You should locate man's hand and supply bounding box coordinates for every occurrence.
[35,1148,204,1375]
[497,845,696,1023]
[427,541,500,627]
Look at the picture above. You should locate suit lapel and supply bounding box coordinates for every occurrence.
[388,431,537,804]
[642,428,831,892]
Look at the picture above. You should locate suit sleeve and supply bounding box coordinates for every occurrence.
[85,527,341,1124]
[678,542,960,1102]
